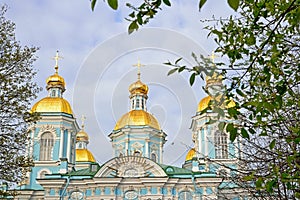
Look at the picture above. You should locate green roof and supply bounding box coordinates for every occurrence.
[68,163,100,177]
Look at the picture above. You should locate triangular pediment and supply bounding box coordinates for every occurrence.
[95,156,167,178]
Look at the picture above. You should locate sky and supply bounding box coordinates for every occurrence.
[3,0,235,166]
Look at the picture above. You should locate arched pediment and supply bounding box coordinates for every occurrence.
[95,156,167,178]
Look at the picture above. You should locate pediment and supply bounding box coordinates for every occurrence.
[95,156,167,178]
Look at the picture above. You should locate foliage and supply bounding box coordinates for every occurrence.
[90,0,240,33]
[89,0,300,198]
[0,5,40,197]
[166,0,300,198]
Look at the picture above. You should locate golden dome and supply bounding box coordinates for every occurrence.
[46,73,66,88]
[129,80,149,95]
[197,95,236,112]
[114,110,160,130]
[76,149,95,162]
[185,148,196,161]
[31,97,73,115]
[76,130,89,142]
[197,96,211,112]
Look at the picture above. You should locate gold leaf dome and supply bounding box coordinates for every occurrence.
[129,80,149,95]
[197,96,236,112]
[197,96,212,112]
[76,130,89,142]
[31,97,73,115]
[114,110,160,130]
[76,149,95,162]
[185,148,196,161]
[46,73,66,88]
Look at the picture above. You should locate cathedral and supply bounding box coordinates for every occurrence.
[14,52,245,200]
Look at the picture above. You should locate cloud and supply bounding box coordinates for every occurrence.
[3,0,234,166]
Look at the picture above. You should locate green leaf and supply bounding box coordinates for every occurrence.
[91,0,97,11]
[167,68,177,76]
[128,21,138,34]
[178,66,186,73]
[199,0,207,11]
[218,122,225,131]
[227,0,239,11]
[189,73,196,86]
[108,0,118,10]
[236,89,245,97]
[269,139,276,149]
[175,57,182,64]
[241,128,249,139]
[256,177,263,189]
[163,0,171,6]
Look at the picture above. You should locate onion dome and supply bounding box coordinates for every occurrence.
[114,110,160,130]
[76,129,89,142]
[46,73,66,91]
[197,96,236,113]
[129,80,149,95]
[75,119,96,163]
[75,149,95,162]
[31,51,73,115]
[197,96,212,112]
[185,148,196,161]
[31,97,73,115]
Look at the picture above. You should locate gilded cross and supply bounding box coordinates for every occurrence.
[208,51,218,63]
[133,59,145,80]
[52,50,63,73]
[80,115,86,129]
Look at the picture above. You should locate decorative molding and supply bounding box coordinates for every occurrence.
[37,125,57,139]
[95,156,167,178]
[131,142,143,149]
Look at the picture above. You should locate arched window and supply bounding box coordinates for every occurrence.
[178,191,192,200]
[134,151,141,157]
[136,99,140,109]
[151,153,157,162]
[40,132,54,161]
[214,131,228,159]
[51,90,56,97]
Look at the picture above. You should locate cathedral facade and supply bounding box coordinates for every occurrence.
[14,53,245,200]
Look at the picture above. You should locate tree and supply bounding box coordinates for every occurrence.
[0,5,40,197]
[90,0,300,198]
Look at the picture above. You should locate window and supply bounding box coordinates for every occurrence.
[151,153,157,162]
[51,90,56,97]
[178,191,192,200]
[134,151,141,157]
[141,99,144,110]
[136,99,140,109]
[215,131,228,159]
[40,132,54,161]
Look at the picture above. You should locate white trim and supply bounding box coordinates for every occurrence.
[59,128,64,158]
[37,168,51,178]
[66,129,70,161]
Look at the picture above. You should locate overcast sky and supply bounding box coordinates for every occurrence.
[3,1,235,166]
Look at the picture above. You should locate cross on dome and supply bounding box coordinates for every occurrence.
[208,51,218,63]
[80,115,86,129]
[52,50,63,73]
[132,59,145,80]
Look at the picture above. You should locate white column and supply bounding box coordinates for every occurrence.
[145,139,149,157]
[125,137,129,156]
[59,127,64,158]
[160,142,163,163]
[66,129,71,161]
